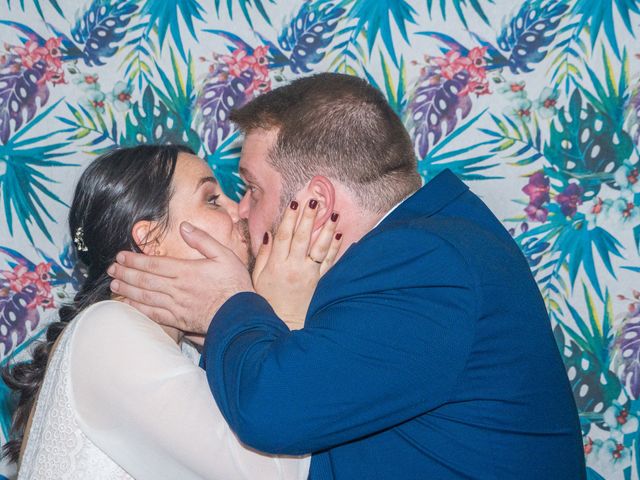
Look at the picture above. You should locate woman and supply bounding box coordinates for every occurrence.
[3,145,339,479]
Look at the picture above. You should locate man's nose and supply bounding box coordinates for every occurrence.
[238,192,250,219]
[227,199,240,223]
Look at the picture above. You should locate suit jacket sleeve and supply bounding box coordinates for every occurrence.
[202,227,479,455]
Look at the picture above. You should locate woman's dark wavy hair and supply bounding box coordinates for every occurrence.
[1,144,194,463]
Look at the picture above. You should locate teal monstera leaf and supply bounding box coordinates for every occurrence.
[120,86,197,148]
[544,89,633,202]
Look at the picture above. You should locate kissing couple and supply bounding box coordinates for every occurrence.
[5,73,586,479]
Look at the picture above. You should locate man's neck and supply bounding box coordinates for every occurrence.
[333,204,401,262]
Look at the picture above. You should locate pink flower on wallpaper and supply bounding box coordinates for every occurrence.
[432,47,490,97]
[12,36,65,85]
[221,46,271,95]
[467,46,488,68]
[433,50,470,80]
[1,262,54,309]
[13,39,48,69]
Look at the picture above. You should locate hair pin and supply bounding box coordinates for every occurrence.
[74,227,88,252]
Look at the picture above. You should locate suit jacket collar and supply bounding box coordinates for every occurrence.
[328,169,468,270]
[308,169,469,315]
[376,168,469,228]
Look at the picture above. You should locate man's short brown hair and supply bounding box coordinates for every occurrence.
[230,73,421,213]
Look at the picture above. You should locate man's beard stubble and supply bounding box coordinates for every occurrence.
[238,218,256,274]
[238,194,291,275]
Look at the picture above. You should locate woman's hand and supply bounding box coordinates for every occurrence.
[252,199,342,330]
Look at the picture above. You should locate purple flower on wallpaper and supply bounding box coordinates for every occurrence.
[522,172,550,222]
[556,183,584,218]
[524,203,549,222]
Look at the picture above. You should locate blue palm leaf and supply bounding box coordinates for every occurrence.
[419,109,501,181]
[1,99,75,244]
[151,49,201,152]
[496,0,570,73]
[346,0,417,65]
[547,21,588,94]
[56,102,119,154]
[5,0,64,20]
[213,0,275,28]
[327,24,367,74]
[119,20,158,90]
[140,0,205,61]
[203,29,256,54]
[425,0,494,29]
[363,52,407,117]
[522,211,624,301]
[271,1,345,73]
[572,0,640,59]
[69,0,139,66]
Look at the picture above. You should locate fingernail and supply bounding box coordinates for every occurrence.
[335,233,342,240]
[263,232,269,245]
[110,280,120,292]
[107,265,115,276]
[117,252,125,263]
[309,199,318,209]
[290,200,298,210]
[181,221,194,233]
[331,212,339,222]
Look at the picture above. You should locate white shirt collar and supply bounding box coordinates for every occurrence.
[373,194,412,229]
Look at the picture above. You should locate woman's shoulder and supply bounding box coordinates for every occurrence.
[73,300,165,340]
[69,300,178,371]
[75,299,149,325]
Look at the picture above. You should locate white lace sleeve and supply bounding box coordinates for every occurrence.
[68,301,309,480]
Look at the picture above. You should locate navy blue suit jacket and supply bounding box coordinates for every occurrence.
[202,169,586,479]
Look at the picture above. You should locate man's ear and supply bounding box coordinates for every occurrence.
[307,175,335,229]
[131,220,163,255]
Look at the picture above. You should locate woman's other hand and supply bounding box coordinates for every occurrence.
[252,199,342,329]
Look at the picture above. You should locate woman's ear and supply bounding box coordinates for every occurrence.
[131,220,163,256]
[307,176,336,229]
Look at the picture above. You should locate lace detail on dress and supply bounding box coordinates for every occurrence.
[18,318,133,480]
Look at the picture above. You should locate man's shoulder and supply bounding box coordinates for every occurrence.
[353,215,473,265]
[320,217,475,295]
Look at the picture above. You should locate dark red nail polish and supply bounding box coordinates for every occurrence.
[309,199,318,209]
[335,233,342,240]
[290,200,298,210]
[263,232,269,245]
[331,212,339,222]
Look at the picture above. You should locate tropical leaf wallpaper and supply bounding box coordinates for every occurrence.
[0,0,639,478]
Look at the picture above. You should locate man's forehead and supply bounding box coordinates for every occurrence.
[238,130,279,180]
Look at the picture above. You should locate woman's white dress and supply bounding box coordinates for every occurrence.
[18,300,309,479]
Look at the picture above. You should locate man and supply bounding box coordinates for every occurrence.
[109,73,586,479]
